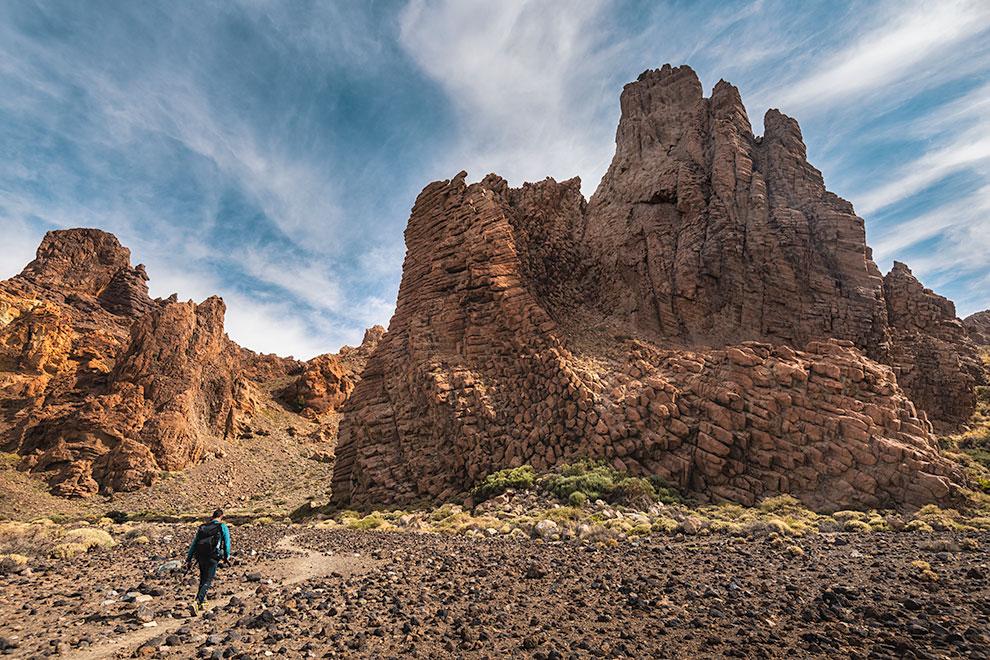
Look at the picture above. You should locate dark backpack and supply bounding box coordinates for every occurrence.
[194,521,223,560]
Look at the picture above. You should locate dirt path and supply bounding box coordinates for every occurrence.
[75,535,372,660]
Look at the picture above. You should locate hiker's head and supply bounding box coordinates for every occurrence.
[212,508,224,521]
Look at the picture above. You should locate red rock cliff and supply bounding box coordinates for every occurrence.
[332,65,974,511]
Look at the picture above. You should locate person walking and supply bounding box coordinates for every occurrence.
[185,508,231,615]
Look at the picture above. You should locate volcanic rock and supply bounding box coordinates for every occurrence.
[963,310,990,347]
[332,65,973,511]
[279,326,385,418]
[583,67,889,356]
[0,230,243,495]
[883,262,986,431]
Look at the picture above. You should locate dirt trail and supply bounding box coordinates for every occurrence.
[76,535,371,660]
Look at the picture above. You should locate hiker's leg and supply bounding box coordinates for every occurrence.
[196,559,218,603]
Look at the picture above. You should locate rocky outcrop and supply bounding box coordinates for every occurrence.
[584,66,889,356]
[883,263,986,431]
[0,229,248,496]
[279,326,385,418]
[332,65,974,511]
[964,310,990,346]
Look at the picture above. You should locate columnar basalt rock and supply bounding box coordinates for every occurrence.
[883,262,986,431]
[333,65,977,510]
[584,66,889,356]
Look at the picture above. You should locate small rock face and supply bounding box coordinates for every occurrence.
[883,262,986,431]
[278,326,385,418]
[963,310,990,347]
[584,66,889,357]
[332,64,977,511]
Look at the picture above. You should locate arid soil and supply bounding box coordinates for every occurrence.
[2,525,988,659]
[0,430,332,523]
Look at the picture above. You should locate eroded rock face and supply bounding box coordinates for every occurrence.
[0,230,245,496]
[279,326,385,418]
[883,262,986,431]
[584,66,889,356]
[964,310,990,347]
[333,65,973,510]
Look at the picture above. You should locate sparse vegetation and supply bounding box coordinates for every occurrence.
[909,559,939,582]
[472,465,536,501]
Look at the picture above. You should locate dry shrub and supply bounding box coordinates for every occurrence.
[51,543,88,560]
[0,553,29,574]
[63,528,115,551]
[0,521,59,557]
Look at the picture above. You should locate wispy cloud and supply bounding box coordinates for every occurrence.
[771,1,990,114]
[398,0,621,192]
[2,0,989,356]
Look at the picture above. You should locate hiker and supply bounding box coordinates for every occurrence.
[185,508,231,613]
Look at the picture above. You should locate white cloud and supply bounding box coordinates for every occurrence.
[398,0,619,194]
[771,0,990,114]
[857,129,990,215]
[238,249,343,314]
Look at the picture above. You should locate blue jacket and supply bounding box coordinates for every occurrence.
[186,520,231,562]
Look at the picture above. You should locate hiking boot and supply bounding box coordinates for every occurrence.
[188,602,200,617]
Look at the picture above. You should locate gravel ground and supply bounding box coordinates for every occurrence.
[1,527,988,659]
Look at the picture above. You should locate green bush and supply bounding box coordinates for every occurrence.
[647,476,683,504]
[542,461,619,501]
[609,477,658,507]
[472,465,536,501]
[568,491,588,507]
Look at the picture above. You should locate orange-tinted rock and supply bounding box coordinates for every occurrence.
[1,229,246,496]
[332,65,972,511]
[279,326,384,418]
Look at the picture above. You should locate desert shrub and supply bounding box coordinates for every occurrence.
[708,520,745,535]
[568,491,588,507]
[609,477,658,507]
[759,494,805,513]
[652,517,679,534]
[345,513,391,531]
[51,543,88,559]
[647,476,683,504]
[910,505,971,531]
[63,528,115,551]
[910,559,939,582]
[0,553,28,574]
[904,519,934,533]
[472,465,536,501]
[542,506,583,523]
[429,503,463,522]
[842,519,872,533]
[542,461,619,502]
[629,523,653,536]
[832,510,865,522]
[786,544,805,557]
[0,452,20,469]
[0,521,59,557]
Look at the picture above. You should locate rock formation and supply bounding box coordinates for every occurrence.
[332,65,977,511]
[883,262,986,431]
[964,310,990,347]
[279,326,385,418]
[1,230,243,495]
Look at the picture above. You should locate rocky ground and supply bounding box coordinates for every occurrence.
[0,423,334,523]
[1,521,988,659]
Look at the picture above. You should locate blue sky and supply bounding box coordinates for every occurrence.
[2,0,989,359]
